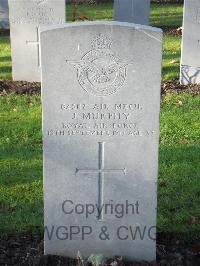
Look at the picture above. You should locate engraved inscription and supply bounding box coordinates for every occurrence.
[67,34,133,96]
[46,102,157,138]
[76,142,126,220]
[10,5,64,25]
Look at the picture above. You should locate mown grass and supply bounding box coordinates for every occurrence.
[158,93,200,239]
[66,3,183,27]
[0,93,199,238]
[0,96,43,233]
[163,35,181,81]
[0,36,12,80]
[150,3,183,28]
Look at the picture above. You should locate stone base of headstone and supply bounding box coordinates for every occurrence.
[180,65,200,85]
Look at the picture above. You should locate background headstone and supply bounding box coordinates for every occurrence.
[8,0,66,82]
[41,21,162,261]
[114,0,150,25]
[0,0,9,29]
[180,0,200,85]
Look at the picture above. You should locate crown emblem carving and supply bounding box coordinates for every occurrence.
[91,34,112,50]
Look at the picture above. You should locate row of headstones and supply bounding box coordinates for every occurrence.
[0,0,151,29]
[1,0,199,85]
[1,0,150,82]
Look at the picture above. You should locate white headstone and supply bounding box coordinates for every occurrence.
[180,0,200,85]
[0,0,9,29]
[8,0,66,82]
[41,21,162,261]
[114,0,150,25]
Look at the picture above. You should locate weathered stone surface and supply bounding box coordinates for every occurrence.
[114,0,150,25]
[8,0,65,82]
[0,0,9,29]
[180,0,200,85]
[41,21,162,261]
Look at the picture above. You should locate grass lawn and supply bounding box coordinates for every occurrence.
[67,3,183,28]
[0,3,200,241]
[0,37,11,80]
[0,96,43,234]
[163,35,181,81]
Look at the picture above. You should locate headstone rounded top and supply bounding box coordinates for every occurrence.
[40,21,163,35]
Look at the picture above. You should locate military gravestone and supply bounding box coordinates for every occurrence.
[8,0,65,82]
[114,0,150,25]
[180,0,200,85]
[0,0,9,29]
[41,22,162,261]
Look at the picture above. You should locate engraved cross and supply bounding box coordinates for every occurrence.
[76,142,127,220]
[26,27,40,67]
